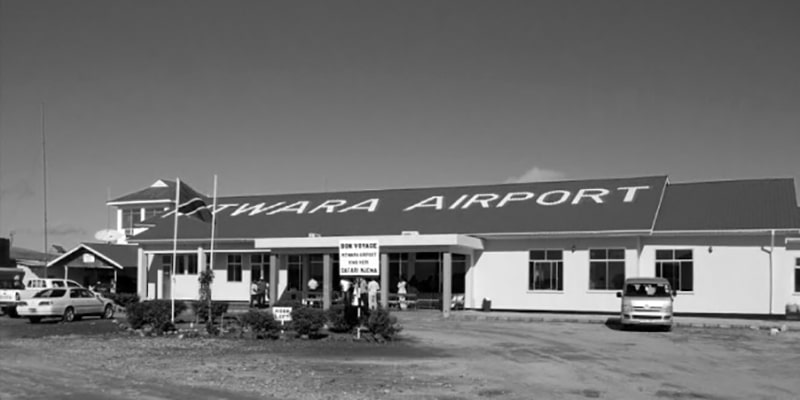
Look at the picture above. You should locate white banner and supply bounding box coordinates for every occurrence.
[339,240,380,276]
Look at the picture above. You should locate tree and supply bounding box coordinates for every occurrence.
[198,269,214,326]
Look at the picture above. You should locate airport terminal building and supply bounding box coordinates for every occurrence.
[114,176,800,316]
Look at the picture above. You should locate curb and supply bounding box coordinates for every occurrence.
[449,314,794,331]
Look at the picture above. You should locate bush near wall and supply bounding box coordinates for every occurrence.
[365,308,402,340]
[325,304,355,333]
[191,301,229,322]
[125,300,187,334]
[290,307,327,337]
[237,310,281,340]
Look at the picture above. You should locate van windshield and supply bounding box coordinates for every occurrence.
[624,283,671,298]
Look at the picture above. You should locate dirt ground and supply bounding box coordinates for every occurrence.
[1,312,799,400]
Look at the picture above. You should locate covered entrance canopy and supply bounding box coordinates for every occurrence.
[254,234,483,314]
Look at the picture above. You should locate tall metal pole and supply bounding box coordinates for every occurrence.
[42,102,49,278]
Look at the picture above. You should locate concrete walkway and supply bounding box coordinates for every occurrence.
[440,310,800,331]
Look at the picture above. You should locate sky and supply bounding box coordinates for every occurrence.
[1,0,799,252]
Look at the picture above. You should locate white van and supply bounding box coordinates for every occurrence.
[616,277,676,330]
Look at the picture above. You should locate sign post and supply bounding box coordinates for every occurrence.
[339,240,379,339]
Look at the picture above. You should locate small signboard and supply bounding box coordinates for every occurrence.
[272,307,292,325]
[82,253,95,264]
[339,240,380,276]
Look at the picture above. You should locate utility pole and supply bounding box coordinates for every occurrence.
[42,102,49,278]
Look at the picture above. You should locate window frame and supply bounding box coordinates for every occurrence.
[588,248,626,291]
[227,254,243,282]
[528,249,564,291]
[655,249,694,292]
[794,258,800,293]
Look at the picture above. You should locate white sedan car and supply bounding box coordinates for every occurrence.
[16,287,115,323]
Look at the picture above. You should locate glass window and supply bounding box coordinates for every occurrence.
[227,255,243,282]
[795,258,800,293]
[250,253,270,282]
[589,248,626,290]
[529,250,563,291]
[168,254,198,275]
[656,249,694,291]
[143,207,166,221]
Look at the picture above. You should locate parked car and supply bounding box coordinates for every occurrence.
[16,287,115,323]
[0,278,85,318]
[616,277,676,331]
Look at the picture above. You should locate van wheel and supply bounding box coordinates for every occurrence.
[63,307,75,323]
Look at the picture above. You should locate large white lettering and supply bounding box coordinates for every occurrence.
[537,190,571,206]
[461,193,500,209]
[308,199,348,214]
[267,201,309,215]
[617,186,650,202]
[448,194,469,210]
[231,202,285,216]
[571,188,610,205]
[496,191,535,208]
[404,196,444,211]
[338,198,379,213]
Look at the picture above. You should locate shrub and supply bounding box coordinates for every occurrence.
[325,304,355,333]
[290,307,327,337]
[274,299,304,308]
[237,310,281,340]
[107,293,140,309]
[365,308,402,340]
[192,301,229,323]
[125,300,187,334]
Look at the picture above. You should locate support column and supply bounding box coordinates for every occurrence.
[269,254,279,307]
[137,248,146,301]
[442,252,452,317]
[323,253,332,310]
[301,255,310,298]
[197,246,206,272]
[380,253,389,309]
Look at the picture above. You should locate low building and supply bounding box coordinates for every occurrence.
[115,176,800,316]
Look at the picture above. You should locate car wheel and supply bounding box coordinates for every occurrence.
[29,317,41,324]
[102,304,114,319]
[63,307,75,323]
[7,307,20,318]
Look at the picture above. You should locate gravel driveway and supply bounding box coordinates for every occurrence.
[0,312,798,399]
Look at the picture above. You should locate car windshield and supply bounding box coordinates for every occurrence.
[33,289,67,298]
[624,283,671,297]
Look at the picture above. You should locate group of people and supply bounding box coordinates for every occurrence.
[339,277,381,324]
[249,278,269,307]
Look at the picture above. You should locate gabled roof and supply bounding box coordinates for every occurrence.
[107,179,181,205]
[47,243,138,269]
[653,178,800,232]
[130,176,668,242]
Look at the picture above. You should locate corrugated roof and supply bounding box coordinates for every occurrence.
[130,176,668,242]
[108,179,179,204]
[47,243,138,269]
[653,178,800,231]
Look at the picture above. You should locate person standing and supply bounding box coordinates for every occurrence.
[397,276,408,310]
[250,279,259,307]
[367,278,380,310]
[358,278,369,315]
[256,279,267,307]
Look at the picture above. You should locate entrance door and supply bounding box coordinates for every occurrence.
[162,266,171,299]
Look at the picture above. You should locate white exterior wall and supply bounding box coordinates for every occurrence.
[473,237,640,313]
[473,234,800,315]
